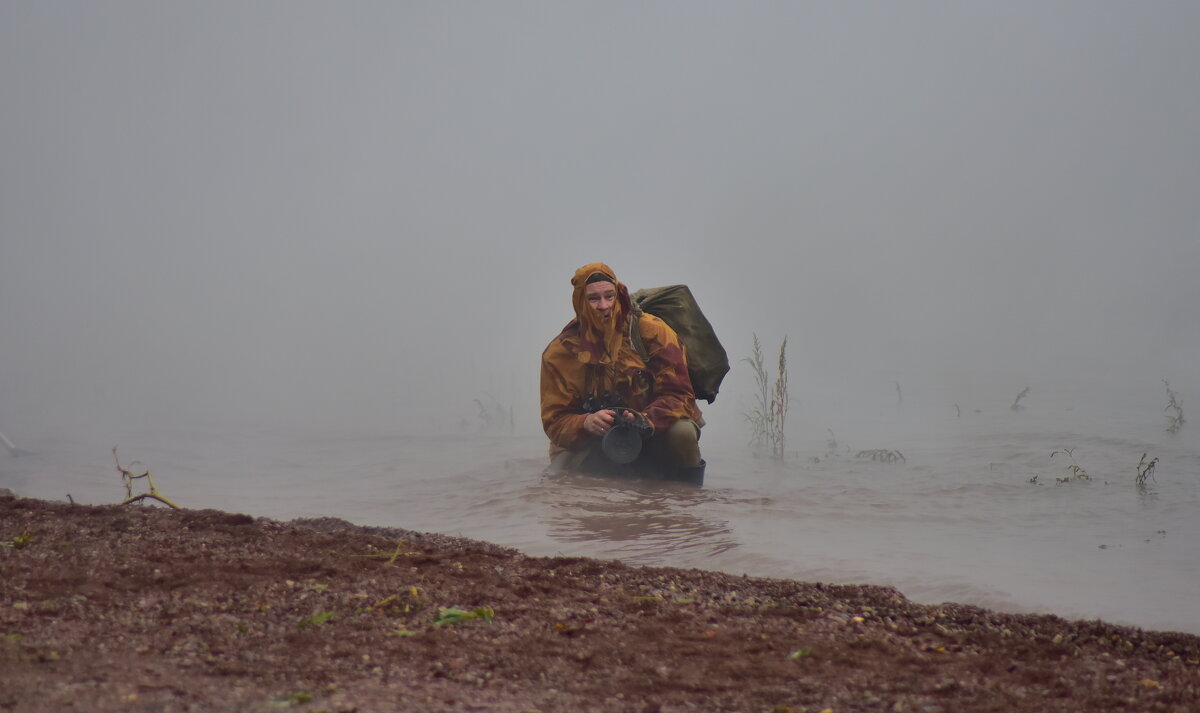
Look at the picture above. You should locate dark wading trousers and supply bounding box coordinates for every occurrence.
[546,418,706,486]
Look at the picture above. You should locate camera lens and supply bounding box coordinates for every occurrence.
[601,424,642,464]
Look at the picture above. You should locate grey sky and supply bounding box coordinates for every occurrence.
[2,1,1197,439]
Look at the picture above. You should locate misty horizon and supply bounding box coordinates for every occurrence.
[3,2,1197,447]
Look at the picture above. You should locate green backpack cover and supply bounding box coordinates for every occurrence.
[629,285,730,404]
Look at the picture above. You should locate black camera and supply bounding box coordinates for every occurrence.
[581,392,651,464]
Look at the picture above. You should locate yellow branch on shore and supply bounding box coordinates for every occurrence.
[113,447,181,510]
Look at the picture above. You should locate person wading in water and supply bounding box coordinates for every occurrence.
[540,262,706,485]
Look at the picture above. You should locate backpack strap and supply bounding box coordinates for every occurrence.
[628,307,650,364]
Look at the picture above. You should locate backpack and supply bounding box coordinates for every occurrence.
[629,285,730,403]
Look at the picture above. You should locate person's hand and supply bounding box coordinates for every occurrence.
[583,409,615,436]
[584,409,638,436]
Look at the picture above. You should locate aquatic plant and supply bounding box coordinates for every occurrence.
[743,335,769,451]
[474,392,515,435]
[856,449,905,463]
[825,429,839,457]
[772,338,789,460]
[1011,386,1030,412]
[112,447,180,509]
[742,334,789,460]
[1164,380,1185,434]
[1050,448,1090,482]
[1135,453,1158,488]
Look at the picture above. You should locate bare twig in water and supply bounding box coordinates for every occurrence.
[1011,386,1030,412]
[113,447,181,509]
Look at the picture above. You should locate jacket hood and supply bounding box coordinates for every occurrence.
[570,262,633,365]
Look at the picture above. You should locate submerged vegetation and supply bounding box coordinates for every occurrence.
[742,334,789,460]
[1010,386,1030,412]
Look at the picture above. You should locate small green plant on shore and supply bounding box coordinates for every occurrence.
[1050,448,1090,482]
[268,692,313,707]
[297,611,335,628]
[433,606,494,626]
[1136,453,1159,488]
[1164,380,1185,434]
[1011,386,1030,412]
[742,335,789,460]
[1,534,33,549]
[350,540,418,565]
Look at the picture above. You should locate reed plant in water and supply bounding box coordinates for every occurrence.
[743,335,769,452]
[1164,380,1185,434]
[772,338,788,459]
[742,334,789,460]
[1136,453,1158,489]
[1011,386,1030,412]
[473,393,515,435]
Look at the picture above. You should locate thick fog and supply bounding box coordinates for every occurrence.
[3,2,1198,447]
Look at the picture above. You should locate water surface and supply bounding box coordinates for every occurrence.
[4,406,1197,635]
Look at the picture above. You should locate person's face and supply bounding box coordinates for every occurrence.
[584,280,617,321]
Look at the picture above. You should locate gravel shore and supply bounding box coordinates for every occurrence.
[2,493,1198,712]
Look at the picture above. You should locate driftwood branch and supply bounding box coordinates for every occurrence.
[113,447,181,510]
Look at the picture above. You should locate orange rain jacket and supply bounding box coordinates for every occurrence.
[540,263,703,456]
